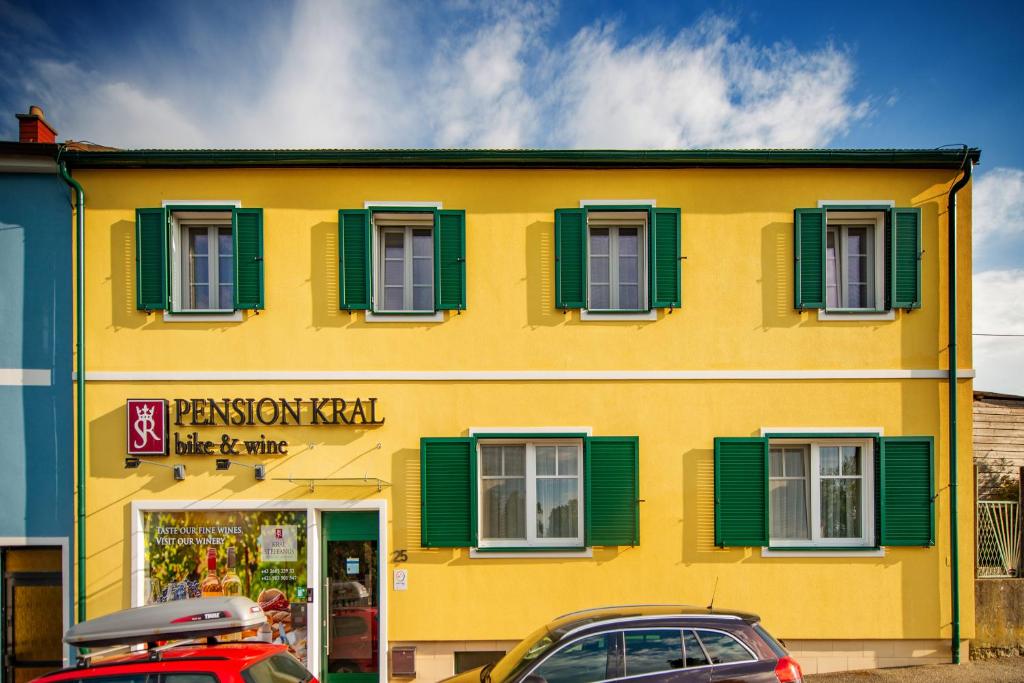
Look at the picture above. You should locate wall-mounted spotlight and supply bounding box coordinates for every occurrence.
[125,457,186,481]
[215,458,266,481]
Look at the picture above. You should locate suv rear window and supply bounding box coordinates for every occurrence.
[753,623,788,658]
[241,655,314,683]
[693,630,755,664]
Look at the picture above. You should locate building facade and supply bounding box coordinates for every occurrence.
[63,148,978,680]
[0,110,74,683]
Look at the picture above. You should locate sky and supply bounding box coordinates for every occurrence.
[1,0,1021,393]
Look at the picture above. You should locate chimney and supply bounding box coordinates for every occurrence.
[16,105,57,144]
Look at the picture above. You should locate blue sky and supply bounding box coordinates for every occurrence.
[2,0,1022,391]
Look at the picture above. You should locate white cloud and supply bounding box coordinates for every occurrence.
[547,17,867,148]
[5,5,870,150]
[973,269,1024,396]
[973,167,1024,244]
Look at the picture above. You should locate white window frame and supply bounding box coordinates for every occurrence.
[476,438,585,549]
[768,438,875,548]
[370,212,434,314]
[586,211,648,312]
[823,211,885,313]
[168,211,234,313]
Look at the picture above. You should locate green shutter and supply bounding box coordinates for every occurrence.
[880,436,934,546]
[421,437,476,547]
[586,436,639,546]
[555,208,586,309]
[135,208,168,311]
[794,208,826,309]
[890,207,922,309]
[714,437,769,547]
[232,208,264,310]
[435,210,466,310]
[339,209,371,310]
[650,208,681,308]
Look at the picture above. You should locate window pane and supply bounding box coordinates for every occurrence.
[218,228,232,255]
[683,631,709,667]
[190,229,209,255]
[412,257,432,286]
[384,232,403,258]
[384,257,403,287]
[557,446,578,475]
[846,227,870,308]
[482,446,502,476]
[219,284,233,309]
[821,478,862,538]
[771,479,810,540]
[826,229,839,308]
[590,228,610,255]
[820,447,840,476]
[536,446,556,476]
[619,254,638,284]
[190,284,210,310]
[695,630,753,664]
[619,284,639,310]
[590,284,610,309]
[218,256,233,284]
[503,446,525,475]
[624,629,684,676]
[533,633,612,683]
[482,479,525,539]
[784,450,805,476]
[536,478,578,538]
[165,675,219,683]
[841,446,861,475]
[412,229,432,257]
[590,255,609,283]
[618,228,638,256]
[412,285,432,311]
[383,286,403,311]
[770,449,784,477]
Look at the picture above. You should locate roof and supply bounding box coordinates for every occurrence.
[59,147,982,170]
[37,643,286,682]
[975,390,1024,402]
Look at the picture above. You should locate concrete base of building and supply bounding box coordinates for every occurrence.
[786,639,970,675]
[388,639,970,681]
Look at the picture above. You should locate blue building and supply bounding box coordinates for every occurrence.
[0,107,73,682]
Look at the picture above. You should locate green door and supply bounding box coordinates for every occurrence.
[321,512,380,683]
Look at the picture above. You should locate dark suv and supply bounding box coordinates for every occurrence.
[443,605,802,683]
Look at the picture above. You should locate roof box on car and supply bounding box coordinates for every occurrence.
[65,597,266,647]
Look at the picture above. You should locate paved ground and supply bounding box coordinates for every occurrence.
[807,657,1024,682]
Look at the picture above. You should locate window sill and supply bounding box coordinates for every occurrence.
[817,309,895,322]
[163,310,243,323]
[364,311,445,323]
[580,309,658,321]
[761,546,885,558]
[470,547,592,559]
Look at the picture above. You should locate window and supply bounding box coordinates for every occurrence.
[554,206,680,313]
[338,207,466,314]
[478,440,583,548]
[693,630,755,664]
[715,434,934,549]
[420,435,639,549]
[242,654,314,683]
[793,206,922,313]
[532,633,621,683]
[374,213,433,313]
[682,630,709,668]
[824,212,883,310]
[588,212,646,311]
[175,216,233,311]
[134,205,264,314]
[623,629,684,676]
[768,439,873,547]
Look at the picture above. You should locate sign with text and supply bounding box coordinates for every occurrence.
[127,399,168,455]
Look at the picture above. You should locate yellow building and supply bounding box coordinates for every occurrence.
[63,148,979,680]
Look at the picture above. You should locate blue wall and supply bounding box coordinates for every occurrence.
[0,171,72,540]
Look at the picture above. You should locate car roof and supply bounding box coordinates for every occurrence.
[35,643,288,682]
[545,605,761,640]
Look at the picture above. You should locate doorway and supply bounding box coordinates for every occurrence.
[321,512,380,683]
[2,547,64,683]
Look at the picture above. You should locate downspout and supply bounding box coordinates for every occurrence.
[57,158,86,623]
[947,154,972,664]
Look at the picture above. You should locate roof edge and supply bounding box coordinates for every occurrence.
[61,147,983,170]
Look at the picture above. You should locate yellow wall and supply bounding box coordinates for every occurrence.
[73,165,975,644]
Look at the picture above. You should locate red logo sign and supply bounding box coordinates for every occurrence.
[274,528,284,539]
[127,399,168,455]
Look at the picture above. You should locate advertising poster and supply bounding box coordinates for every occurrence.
[142,510,309,665]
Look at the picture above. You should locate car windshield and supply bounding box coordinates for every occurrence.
[486,624,557,681]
